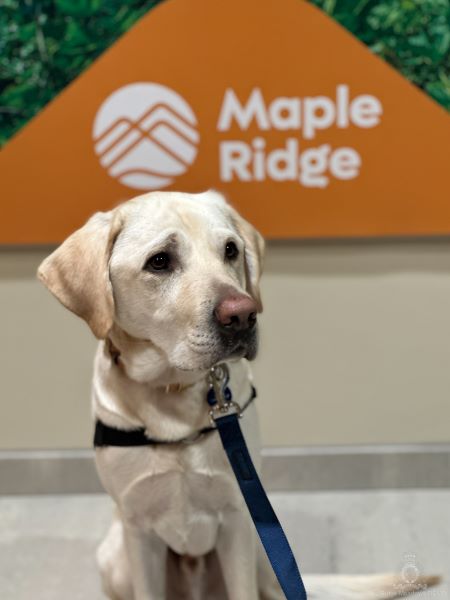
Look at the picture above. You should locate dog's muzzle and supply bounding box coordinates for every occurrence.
[213,293,259,360]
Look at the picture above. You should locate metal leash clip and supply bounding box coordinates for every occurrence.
[208,363,242,425]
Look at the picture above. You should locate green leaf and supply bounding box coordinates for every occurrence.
[54,0,103,18]
[426,81,450,108]
[62,20,90,48]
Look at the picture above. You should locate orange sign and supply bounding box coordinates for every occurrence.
[1,0,449,243]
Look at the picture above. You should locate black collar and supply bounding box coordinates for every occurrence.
[94,386,257,447]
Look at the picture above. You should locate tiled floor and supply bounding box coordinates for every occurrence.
[0,491,448,599]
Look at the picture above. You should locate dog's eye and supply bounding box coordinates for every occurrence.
[225,241,239,261]
[144,252,171,272]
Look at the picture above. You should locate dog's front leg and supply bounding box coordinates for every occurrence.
[124,524,167,600]
[216,509,259,600]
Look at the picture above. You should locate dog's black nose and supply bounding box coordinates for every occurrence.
[214,294,257,333]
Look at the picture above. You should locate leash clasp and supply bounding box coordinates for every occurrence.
[208,363,241,424]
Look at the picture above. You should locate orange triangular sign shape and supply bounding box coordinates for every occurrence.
[1,0,449,242]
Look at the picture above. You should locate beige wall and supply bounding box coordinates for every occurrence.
[1,240,450,449]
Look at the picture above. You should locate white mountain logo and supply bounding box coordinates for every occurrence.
[92,83,199,190]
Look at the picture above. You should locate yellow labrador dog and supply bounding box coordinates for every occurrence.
[38,191,438,600]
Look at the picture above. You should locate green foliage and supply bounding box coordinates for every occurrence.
[0,0,164,146]
[1,0,449,148]
[310,0,450,109]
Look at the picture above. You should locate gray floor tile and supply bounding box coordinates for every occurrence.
[0,491,448,599]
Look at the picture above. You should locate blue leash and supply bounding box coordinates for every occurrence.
[208,364,308,600]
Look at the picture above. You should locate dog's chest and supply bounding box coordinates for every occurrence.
[97,435,244,556]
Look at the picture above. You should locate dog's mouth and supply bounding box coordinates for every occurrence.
[219,328,259,362]
[179,326,258,372]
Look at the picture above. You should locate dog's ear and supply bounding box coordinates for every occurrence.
[37,210,124,339]
[228,206,265,312]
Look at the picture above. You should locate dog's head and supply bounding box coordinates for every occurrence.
[38,190,265,372]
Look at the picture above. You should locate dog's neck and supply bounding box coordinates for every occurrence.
[92,324,253,439]
[106,324,206,390]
